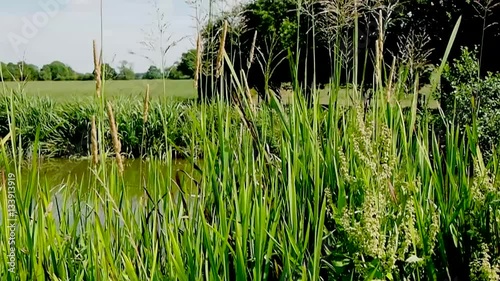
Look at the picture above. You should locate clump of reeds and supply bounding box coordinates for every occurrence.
[106,102,124,174]
[93,40,102,98]
[91,115,99,166]
[215,20,229,78]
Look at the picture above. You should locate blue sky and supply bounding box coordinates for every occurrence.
[0,0,201,73]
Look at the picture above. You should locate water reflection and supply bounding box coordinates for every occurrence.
[1,158,200,231]
[20,158,198,198]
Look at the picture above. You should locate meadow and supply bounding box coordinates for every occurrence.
[1,80,197,102]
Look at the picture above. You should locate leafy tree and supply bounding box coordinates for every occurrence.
[78,73,95,81]
[1,62,19,81]
[19,63,39,81]
[143,66,163,80]
[176,49,196,79]
[39,61,77,81]
[39,65,52,81]
[0,62,39,81]
[440,47,500,158]
[116,61,136,80]
[166,66,184,79]
[102,64,117,80]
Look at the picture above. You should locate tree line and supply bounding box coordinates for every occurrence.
[0,49,197,82]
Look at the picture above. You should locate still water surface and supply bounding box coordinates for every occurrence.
[2,158,199,229]
[18,158,196,194]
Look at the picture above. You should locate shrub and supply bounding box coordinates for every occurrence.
[440,47,500,158]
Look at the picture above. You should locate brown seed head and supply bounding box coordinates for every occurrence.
[93,40,102,98]
[106,102,124,174]
[91,115,99,166]
[143,84,150,124]
[194,33,203,88]
[216,20,228,78]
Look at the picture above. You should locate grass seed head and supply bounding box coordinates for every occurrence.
[93,40,102,98]
[106,102,124,174]
[247,30,258,70]
[194,33,203,88]
[216,20,228,78]
[91,115,99,166]
[143,84,150,124]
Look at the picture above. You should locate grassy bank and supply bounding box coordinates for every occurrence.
[0,94,287,159]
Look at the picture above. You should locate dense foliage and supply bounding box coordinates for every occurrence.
[197,0,500,102]
[440,47,500,158]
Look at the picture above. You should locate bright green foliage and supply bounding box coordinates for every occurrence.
[102,63,118,80]
[143,65,163,80]
[39,61,78,81]
[176,49,197,79]
[116,61,136,80]
[0,62,39,81]
[246,0,299,48]
[441,47,500,158]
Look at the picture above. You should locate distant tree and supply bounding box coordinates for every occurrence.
[116,61,136,80]
[78,73,95,81]
[0,62,18,81]
[176,49,196,78]
[0,62,39,81]
[102,63,117,80]
[19,62,39,81]
[39,65,52,81]
[166,65,184,79]
[143,66,163,79]
[39,61,77,81]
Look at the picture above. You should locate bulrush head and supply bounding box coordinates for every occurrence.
[216,20,229,78]
[93,40,102,99]
[143,84,150,124]
[106,102,124,174]
[91,115,99,166]
[194,33,203,89]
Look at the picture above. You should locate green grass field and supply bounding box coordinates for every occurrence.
[1,80,197,102]
[1,79,437,108]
